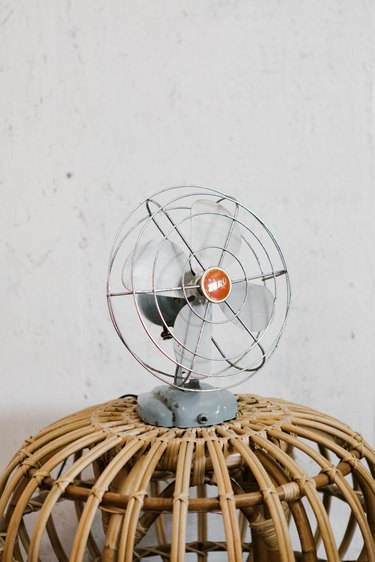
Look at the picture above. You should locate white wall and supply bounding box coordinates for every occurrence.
[1,0,374,474]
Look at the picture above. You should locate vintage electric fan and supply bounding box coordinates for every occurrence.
[1,185,374,562]
[107,186,291,427]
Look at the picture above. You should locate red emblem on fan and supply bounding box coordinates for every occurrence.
[200,267,232,303]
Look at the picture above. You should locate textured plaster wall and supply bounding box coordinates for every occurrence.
[1,0,374,477]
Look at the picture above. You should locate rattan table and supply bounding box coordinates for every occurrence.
[0,395,374,561]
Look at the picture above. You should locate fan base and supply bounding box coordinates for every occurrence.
[137,383,237,427]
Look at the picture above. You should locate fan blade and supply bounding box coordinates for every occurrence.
[122,240,187,297]
[220,283,274,332]
[191,200,241,269]
[173,301,213,376]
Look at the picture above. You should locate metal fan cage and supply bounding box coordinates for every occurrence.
[107,186,291,390]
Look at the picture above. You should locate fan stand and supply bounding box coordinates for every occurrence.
[137,379,238,427]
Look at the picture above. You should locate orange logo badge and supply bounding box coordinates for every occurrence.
[200,267,232,303]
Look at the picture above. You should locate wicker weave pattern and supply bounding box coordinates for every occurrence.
[0,395,374,561]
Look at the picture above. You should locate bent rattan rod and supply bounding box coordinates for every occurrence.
[23,447,363,514]
[133,541,252,559]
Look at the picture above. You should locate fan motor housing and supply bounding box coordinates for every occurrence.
[138,293,187,327]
